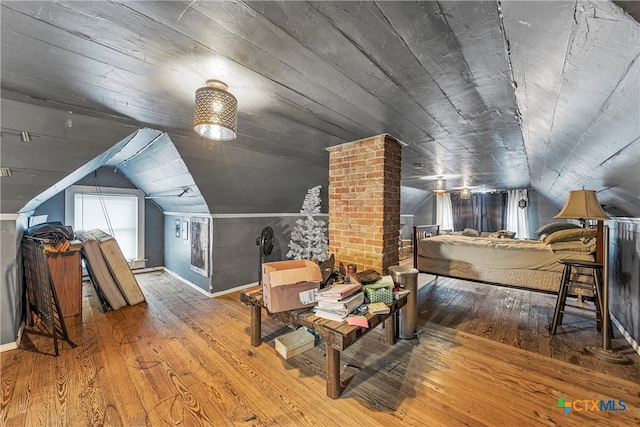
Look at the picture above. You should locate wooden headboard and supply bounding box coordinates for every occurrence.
[412,224,440,268]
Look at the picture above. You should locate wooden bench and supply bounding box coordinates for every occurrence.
[240,286,408,398]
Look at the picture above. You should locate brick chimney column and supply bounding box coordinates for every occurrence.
[327,134,402,274]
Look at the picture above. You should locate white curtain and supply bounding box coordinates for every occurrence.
[436,193,455,231]
[506,189,530,239]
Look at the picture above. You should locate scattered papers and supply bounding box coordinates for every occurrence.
[299,289,316,305]
[347,315,369,328]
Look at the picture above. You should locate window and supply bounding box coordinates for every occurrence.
[436,193,454,231]
[65,186,145,264]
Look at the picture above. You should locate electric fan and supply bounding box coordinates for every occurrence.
[256,226,274,285]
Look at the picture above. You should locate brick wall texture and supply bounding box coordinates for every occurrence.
[327,134,401,274]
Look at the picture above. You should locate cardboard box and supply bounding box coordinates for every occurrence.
[262,259,322,312]
[275,328,316,359]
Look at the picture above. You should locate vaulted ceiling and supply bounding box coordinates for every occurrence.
[1,1,639,216]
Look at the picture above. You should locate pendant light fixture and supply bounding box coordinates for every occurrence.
[193,79,237,140]
[460,186,471,199]
[434,177,447,193]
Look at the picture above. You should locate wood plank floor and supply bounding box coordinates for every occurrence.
[2,268,639,426]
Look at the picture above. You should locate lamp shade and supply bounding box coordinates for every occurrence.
[193,80,237,140]
[460,187,471,199]
[434,178,447,193]
[555,190,610,221]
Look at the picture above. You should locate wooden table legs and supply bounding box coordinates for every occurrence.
[325,315,397,399]
[326,342,341,399]
[384,314,396,345]
[242,293,404,399]
[250,304,262,347]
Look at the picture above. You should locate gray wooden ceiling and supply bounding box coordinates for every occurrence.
[1,1,639,216]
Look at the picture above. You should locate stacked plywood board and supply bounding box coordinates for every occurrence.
[76,229,145,310]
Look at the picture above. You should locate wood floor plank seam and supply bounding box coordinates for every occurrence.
[3,269,639,427]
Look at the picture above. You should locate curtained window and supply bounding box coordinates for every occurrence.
[436,193,454,231]
[450,192,507,232]
[65,185,145,262]
[506,189,530,238]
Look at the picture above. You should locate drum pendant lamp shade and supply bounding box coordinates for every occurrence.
[460,187,471,199]
[193,80,237,140]
[555,190,610,221]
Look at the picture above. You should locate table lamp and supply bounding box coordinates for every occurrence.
[555,190,628,363]
[554,189,610,226]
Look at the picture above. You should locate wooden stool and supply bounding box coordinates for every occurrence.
[549,259,611,335]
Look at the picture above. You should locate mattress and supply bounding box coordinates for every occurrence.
[417,235,595,272]
[76,230,127,310]
[87,229,146,306]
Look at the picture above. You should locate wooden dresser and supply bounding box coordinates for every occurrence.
[46,245,83,317]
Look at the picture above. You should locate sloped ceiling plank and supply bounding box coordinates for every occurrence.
[171,133,328,214]
[543,2,640,190]
[104,132,209,213]
[375,0,491,145]
[119,155,190,186]
[0,5,180,125]
[408,0,528,188]
[2,1,638,217]
[1,1,361,153]
[18,129,141,213]
[105,129,165,168]
[436,2,524,151]
[501,1,577,188]
[550,58,640,209]
[247,1,447,143]
[251,0,526,190]
[504,0,639,214]
[0,99,137,213]
[123,0,430,142]
[586,138,640,217]
[370,2,529,187]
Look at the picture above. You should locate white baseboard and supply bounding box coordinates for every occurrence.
[0,341,18,352]
[155,268,212,297]
[134,267,259,299]
[210,282,259,297]
[611,314,640,357]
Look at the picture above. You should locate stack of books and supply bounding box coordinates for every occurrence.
[313,283,364,322]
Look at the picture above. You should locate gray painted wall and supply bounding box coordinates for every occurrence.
[407,189,561,238]
[0,216,27,346]
[411,195,437,228]
[609,219,640,347]
[163,214,211,292]
[33,167,164,268]
[211,216,304,292]
[527,189,565,238]
[164,214,314,293]
[0,219,19,345]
